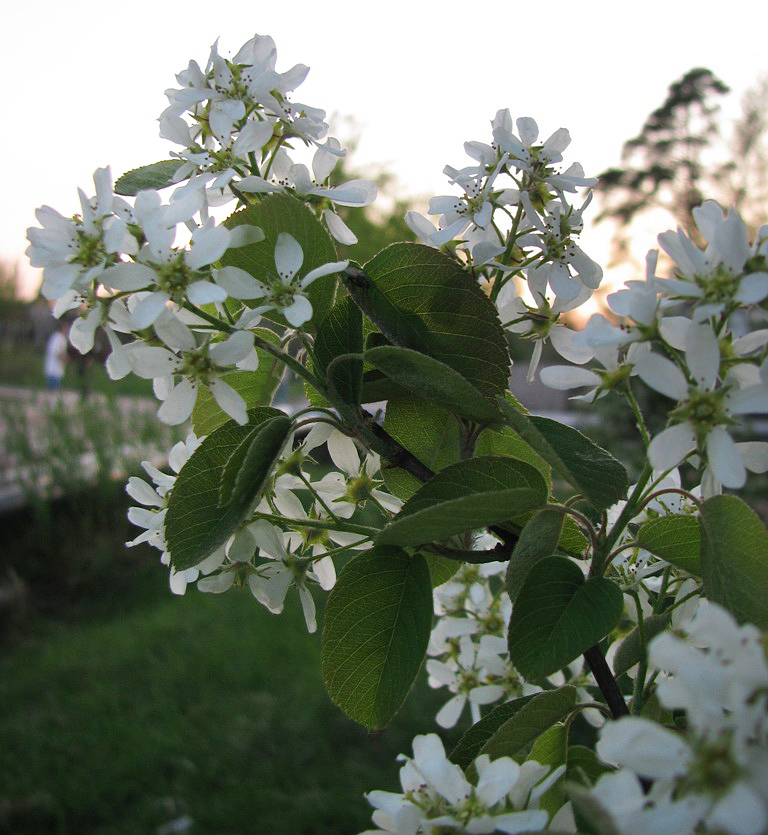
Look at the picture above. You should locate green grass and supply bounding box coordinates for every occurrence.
[0,533,455,834]
[0,344,153,397]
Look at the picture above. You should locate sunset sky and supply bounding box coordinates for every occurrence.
[5,0,767,297]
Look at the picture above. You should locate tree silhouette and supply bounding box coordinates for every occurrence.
[595,68,730,261]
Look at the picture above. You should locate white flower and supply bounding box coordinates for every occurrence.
[101,205,233,330]
[427,155,507,247]
[517,192,602,302]
[218,233,347,328]
[130,331,254,425]
[364,733,558,834]
[125,435,225,593]
[493,117,597,193]
[590,602,768,835]
[26,167,136,300]
[426,636,506,728]
[657,201,768,319]
[636,322,768,487]
[244,519,334,633]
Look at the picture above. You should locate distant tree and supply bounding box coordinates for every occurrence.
[719,76,768,234]
[596,69,768,264]
[595,68,730,260]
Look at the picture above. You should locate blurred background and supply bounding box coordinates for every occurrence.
[1,1,767,831]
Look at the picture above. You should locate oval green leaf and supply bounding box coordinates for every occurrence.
[637,514,701,576]
[114,160,185,195]
[508,557,623,679]
[346,244,510,398]
[701,495,768,628]
[364,345,502,425]
[165,408,290,570]
[378,456,548,547]
[321,547,433,729]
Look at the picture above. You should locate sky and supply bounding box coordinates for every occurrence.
[5,0,768,298]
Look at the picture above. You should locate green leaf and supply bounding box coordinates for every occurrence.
[612,613,671,678]
[566,745,614,787]
[314,295,363,405]
[364,346,502,425]
[508,557,623,679]
[423,554,460,588]
[526,722,568,818]
[165,409,290,570]
[498,399,628,511]
[114,160,185,195]
[381,394,461,501]
[528,721,568,767]
[222,194,338,330]
[346,244,510,398]
[378,456,548,547]
[478,686,578,763]
[321,547,433,729]
[567,783,623,835]
[476,424,550,488]
[637,514,701,575]
[450,695,537,769]
[191,328,283,435]
[527,722,568,819]
[506,510,565,605]
[700,495,768,628]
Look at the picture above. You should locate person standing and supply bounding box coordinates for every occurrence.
[44,320,68,391]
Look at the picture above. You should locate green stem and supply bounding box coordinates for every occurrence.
[630,591,648,714]
[298,471,341,523]
[252,512,377,538]
[625,383,651,449]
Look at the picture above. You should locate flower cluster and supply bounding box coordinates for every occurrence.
[589,602,768,835]
[539,202,768,491]
[25,35,375,428]
[125,421,404,632]
[405,110,602,374]
[160,35,376,239]
[363,733,569,834]
[425,557,530,728]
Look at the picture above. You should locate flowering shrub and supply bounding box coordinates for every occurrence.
[27,33,768,834]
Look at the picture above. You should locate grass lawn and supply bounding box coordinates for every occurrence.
[0,549,454,835]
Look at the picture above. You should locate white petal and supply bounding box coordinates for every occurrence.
[597,717,691,780]
[707,427,746,489]
[209,331,254,365]
[327,431,360,476]
[187,279,228,305]
[539,365,600,391]
[157,378,198,425]
[209,379,248,425]
[228,224,265,248]
[323,209,357,245]
[648,423,696,471]
[198,572,235,594]
[301,260,349,287]
[214,266,267,299]
[737,441,768,473]
[435,694,466,729]
[298,585,318,633]
[685,321,719,390]
[101,262,157,291]
[186,223,231,270]
[312,555,336,591]
[283,295,313,327]
[275,233,303,280]
[130,345,180,378]
[635,353,688,400]
[132,292,170,330]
